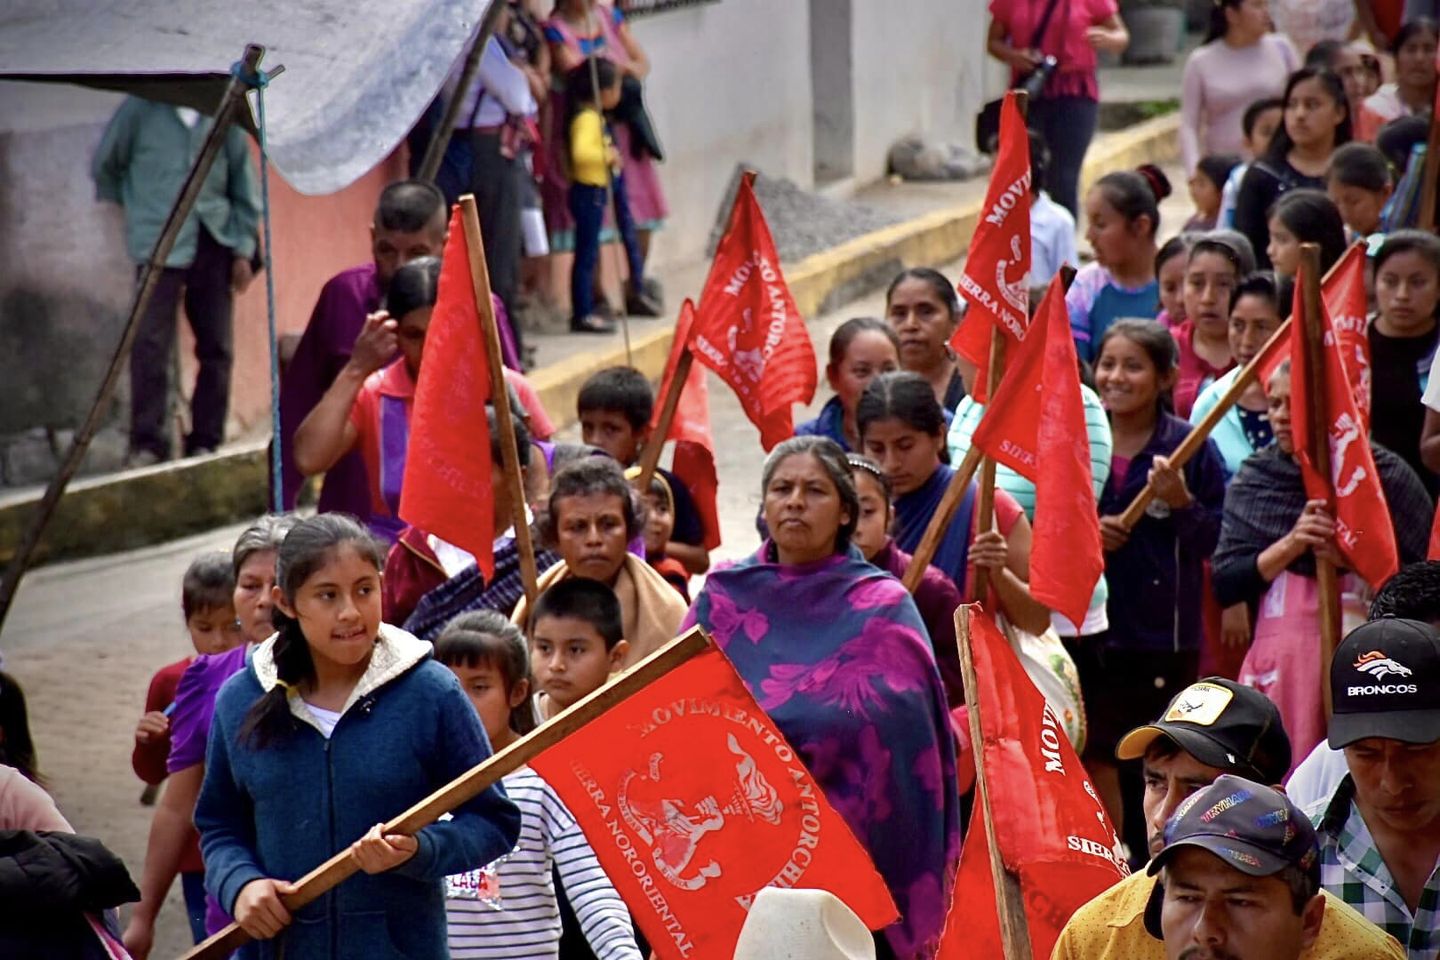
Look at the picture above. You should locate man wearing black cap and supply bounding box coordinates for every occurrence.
[1149,776,1327,959]
[1307,618,1440,959]
[1052,679,1403,959]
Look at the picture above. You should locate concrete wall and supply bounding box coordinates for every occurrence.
[629,0,813,270]
[849,0,990,185]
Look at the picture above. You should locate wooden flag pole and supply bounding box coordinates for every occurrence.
[973,331,1008,601]
[1117,244,1360,530]
[459,195,540,607]
[634,343,694,496]
[1299,244,1340,717]
[902,445,984,594]
[956,605,1033,960]
[179,627,712,960]
[1419,99,1440,232]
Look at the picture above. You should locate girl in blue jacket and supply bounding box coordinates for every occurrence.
[196,513,521,960]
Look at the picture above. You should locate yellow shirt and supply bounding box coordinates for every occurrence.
[568,108,615,188]
[1050,869,1406,960]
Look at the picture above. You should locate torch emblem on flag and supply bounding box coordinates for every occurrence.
[617,732,784,891]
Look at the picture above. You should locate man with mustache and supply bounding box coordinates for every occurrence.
[1149,776,1325,960]
[1051,678,1403,958]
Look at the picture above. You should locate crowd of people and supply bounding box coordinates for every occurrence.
[6,1,1435,959]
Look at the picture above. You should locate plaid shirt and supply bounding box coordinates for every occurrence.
[1307,776,1440,960]
[402,536,559,642]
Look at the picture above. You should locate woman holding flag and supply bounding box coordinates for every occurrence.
[683,436,960,960]
[1213,360,1431,763]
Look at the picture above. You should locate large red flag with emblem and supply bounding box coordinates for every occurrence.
[398,207,495,579]
[954,92,1032,402]
[651,299,721,549]
[688,172,817,450]
[530,644,897,960]
[1289,265,1399,588]
[968,277,1102,627]
[1256,244,1370,426]
[938,607,1129,960]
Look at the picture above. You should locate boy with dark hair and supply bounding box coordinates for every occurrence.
[131,551,243,944]
[576,366,710,575]
[1029,130,1078,285]
[1327,142,1394,239]
[528,578,628,722]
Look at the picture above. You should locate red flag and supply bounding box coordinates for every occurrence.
[954,92,1032,402]
[1429,510,1440,561]
[969,277,1103,627]
[651,300,721,550]
[398,207,495,579]
[688,172,817,450]
[1323,244,1372,428]
[1256,245,1369,420]
[1289,266,1399,588]
[530,645,898,960]
[939,608,1129,960]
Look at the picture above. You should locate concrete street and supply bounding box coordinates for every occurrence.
[4,166,1188,959]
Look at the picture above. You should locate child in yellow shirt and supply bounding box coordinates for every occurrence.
[566,58,650,334]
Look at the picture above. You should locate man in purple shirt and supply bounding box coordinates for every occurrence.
[277,180,447,512]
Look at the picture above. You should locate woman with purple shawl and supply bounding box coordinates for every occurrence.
[683,437,960,960]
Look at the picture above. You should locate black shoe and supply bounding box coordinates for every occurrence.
[571,314,616,334]
[625,288,663,318]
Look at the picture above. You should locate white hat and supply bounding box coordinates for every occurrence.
[733,888,877,960]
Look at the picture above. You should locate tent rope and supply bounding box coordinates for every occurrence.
[232,59,283,512]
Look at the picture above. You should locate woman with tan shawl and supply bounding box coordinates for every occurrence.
[513,457,686,666]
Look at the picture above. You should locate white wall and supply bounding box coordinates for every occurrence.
[849,0,991,184]
[630,0,813,270]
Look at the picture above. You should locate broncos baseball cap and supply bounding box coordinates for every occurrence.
[1143,776,1320,938]
[1115,678,1291,783]
[1329,617,1440,749]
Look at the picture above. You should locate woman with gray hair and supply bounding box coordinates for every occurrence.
[682,437,961,960]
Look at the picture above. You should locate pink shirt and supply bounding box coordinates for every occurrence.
[990,0,1119,101]
[0,765,72,832]
[1180,34,1299,173]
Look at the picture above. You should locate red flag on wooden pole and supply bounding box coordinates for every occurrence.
[530,645,898,960]
[1289,257,1399,590]
[651,299,721,549]
[953,91,1032,402]
[938,607,1128,960]
[968,275,1102,627]
[688,171,817,450]
[398,206,495,579]
[1254,243,1371,421]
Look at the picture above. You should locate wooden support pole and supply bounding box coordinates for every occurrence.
[180,627,712,960]
[902,446,984,594]
[1117,244,1360,530]
[0,44,267,637]
[417,0,507,184]
[1299,245,1340,717]
[634,344,693,497]
[973,330,1008,601]
[956,606,1033,960]
[459,195,539,607]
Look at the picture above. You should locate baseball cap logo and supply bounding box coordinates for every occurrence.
[1162,682,1233,727]
[1353,650,1414,680]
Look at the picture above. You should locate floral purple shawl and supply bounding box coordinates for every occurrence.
[682,544,961,959]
